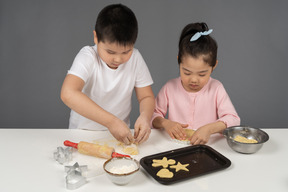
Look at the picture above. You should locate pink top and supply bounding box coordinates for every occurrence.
[152,77,240,129]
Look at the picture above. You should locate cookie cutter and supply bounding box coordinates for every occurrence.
[65,162,88,190]
[54,146,73,164]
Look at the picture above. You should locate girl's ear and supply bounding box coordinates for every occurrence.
[212,60,218,71]
[93,30,98,45]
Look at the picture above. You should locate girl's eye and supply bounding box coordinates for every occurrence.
[184,73,191,75]
[199,74,206,77]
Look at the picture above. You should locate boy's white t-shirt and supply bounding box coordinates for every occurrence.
[67,45,153,130]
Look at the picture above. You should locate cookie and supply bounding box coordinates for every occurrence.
[170,162,189,172]
[156,168,174,178]
[152,157,176,168]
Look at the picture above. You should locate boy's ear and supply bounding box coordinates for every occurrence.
[93,30,98,45]
[212,60,218,71]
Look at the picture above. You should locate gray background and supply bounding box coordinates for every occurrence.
[1,0,287,128]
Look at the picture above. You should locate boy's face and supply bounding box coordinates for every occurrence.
[179,55,216,92]
[94,31,134,69]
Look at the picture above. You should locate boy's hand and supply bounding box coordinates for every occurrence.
[163,120,188,140]
[133,116,151,144]
[108,118,134,145]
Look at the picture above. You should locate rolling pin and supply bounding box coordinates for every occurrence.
[64,140,130,159]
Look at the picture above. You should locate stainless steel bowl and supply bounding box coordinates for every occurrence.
[223,126,269,154]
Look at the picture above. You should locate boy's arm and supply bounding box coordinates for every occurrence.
[134,85,155,144]
[61,74,133,144]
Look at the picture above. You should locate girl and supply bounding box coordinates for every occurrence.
[152,22,240,145]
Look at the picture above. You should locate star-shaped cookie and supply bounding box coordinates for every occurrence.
[170,162,189,172]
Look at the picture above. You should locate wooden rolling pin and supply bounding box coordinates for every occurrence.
[64,140,130,159]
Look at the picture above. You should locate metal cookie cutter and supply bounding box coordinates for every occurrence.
[54,146,73,164]
[65,162,88,190]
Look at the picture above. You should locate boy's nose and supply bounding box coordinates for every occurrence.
[113,56,122,63]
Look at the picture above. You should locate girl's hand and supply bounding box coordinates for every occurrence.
[190,125,212,145]
[163,120,188,140]
[108,118,134,145]
[133,115,151,144]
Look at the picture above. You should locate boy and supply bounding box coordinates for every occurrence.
[61,4,154,145]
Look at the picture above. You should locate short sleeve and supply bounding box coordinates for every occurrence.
[134,50,153,88]
[68,46,96,82]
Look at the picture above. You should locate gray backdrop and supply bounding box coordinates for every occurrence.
[1,0,287,128]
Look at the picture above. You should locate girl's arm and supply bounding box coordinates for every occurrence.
[61,74,133,144]
[190,121,226,145]
[133,85,155,144]
[152,117,188,140]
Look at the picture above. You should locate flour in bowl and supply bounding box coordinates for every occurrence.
[109,164,137,174]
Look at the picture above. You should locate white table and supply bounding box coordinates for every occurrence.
[0,128,287,192]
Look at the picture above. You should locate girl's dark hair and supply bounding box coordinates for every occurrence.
[95,4,138,46]
[178,22,218,67]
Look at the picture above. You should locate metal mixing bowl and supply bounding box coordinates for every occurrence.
[223,126,269,154]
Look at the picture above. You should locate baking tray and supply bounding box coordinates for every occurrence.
[140,145,231,185]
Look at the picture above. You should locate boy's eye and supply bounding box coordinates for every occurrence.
[122,50,131,55]
[107,51,115,54]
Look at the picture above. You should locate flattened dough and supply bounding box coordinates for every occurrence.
[170,162,189,172]
[156,168,174,178]
[152,157,176,168]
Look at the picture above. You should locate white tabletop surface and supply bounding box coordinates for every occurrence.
[0,128,287,192]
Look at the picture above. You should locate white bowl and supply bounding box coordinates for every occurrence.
[103,157,140,185]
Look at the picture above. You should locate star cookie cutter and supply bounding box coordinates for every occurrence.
[65,162,88,190]
[54,146,73,164]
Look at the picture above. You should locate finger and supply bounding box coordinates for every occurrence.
[136,132,149,144]
[128,134,134,144]
[134,127,139,139]
[190,135,198,145]
[168,131,175,139]
[181,124,189,128]
[172,131,182,140]
[135,128,150,144]
[175,128,186,140]
[122,137,130,145]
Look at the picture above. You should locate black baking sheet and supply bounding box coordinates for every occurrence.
[140,145,231,185]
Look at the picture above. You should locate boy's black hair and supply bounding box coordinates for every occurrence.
[95,4,138,46]
[178,22,218,67]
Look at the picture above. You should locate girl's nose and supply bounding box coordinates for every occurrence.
[190,76,198,83]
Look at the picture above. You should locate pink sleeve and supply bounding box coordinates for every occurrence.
[216,85,241,128]
[150,84,169,128]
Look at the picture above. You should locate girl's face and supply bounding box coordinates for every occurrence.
[94,31,133,69]
[180,55,216,92]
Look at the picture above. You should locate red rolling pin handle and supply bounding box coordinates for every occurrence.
[64,140,78,149]
[112,152,131,158]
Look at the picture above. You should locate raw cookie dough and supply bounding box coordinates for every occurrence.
[178,129,195,141]
[152,157,176,168]
[156,168,174,178]
[170,162,189,172]
[118,143,139,155]
[234,135,258,143]
[123,144,139,155]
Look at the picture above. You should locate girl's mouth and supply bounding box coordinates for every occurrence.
[189,84,198,88]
